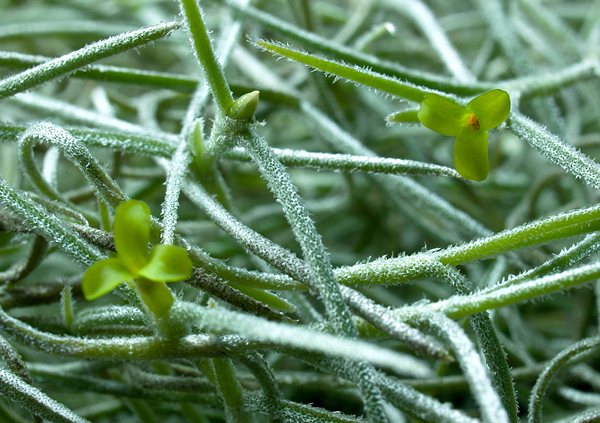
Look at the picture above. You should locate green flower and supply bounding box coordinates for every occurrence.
[417,89,511,182]
[82,200,193,317]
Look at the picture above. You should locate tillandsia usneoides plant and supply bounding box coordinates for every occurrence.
[2,0,600,422]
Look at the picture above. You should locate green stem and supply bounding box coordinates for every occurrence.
[528,337,600,423]
[488,232,600,292]
[502,61,598,97]
[221,147,461,178]
[400,260,600,319]
[242,392,362,423]
[407,311,509,423]
[221,0,489,95]
[0,235,47,285]
[0,176,104,268]
[212,358,251,423]
[0,367,90,423]
[337,202,600,286]
[429,264,518,422]
[0,20,131,40]
[122,398,159,423]
[509,112,600,188]
[238,352,282,422]
[233,127,354,334]
[0,50,199,92]
[301,101,492,241]
[0,21,179,101]
[178,0,234,114]
[386,0,475,83]
[18,122,127,211]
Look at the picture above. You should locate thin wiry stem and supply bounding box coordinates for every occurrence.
[178,0,233,114]
[510,112,600,188]
[0,367,89,423]
[230,125,391,422]
[18,122,127,210]
[0,21,180,101]
[222,147,462,178]
[0,176,104,267]
[528,337,600,423]
[383,0,475,83]
[2,1,600,422]
[406,311,509,423]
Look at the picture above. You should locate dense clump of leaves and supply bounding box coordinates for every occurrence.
[0,1,600,422]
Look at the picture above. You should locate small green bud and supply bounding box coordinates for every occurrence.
[189,118,204,163]
[227,90,260,120]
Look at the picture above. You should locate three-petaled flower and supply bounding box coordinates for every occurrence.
[82,199,193,317]
[417,89,511,181]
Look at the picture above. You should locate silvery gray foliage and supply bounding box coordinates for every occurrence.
[0,0,600,422]
[0,21,180,101]
[510,113,600,188]
[406,311,509,423]
[0,367,90,423]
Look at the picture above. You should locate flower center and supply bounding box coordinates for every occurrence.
[466,113,480,130]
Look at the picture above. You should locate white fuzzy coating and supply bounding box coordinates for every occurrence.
[510,112,600,188]
[0,21,179,101]
[0,367,91,423]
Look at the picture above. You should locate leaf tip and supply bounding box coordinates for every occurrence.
[227,90,260,120]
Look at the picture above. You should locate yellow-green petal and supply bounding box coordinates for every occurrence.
[134,278,175,318]
[82,258,135,300]
[454,127,489,182]
[417,94,468,136]
[466,89,510,131]
[137,244,193,282]
[114,199,151,273]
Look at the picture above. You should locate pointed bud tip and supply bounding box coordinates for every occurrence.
[227,91,260,120]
